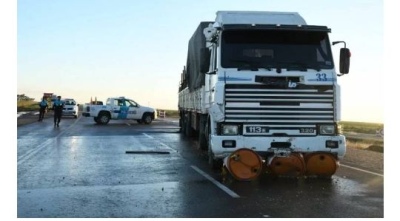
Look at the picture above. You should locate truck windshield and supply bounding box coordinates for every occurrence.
[221,29,334,70]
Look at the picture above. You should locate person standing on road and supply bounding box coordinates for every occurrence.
[38,97,48,122]
[52,96,64,127]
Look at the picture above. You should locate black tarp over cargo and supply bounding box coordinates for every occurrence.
[184,22,213,92]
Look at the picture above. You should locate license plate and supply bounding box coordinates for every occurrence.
[246,126,269,133]
[299,128,315,133]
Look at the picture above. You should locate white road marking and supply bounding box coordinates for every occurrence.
[341,164,383,177]
[142,133,239,198]
[142,133,177,152]
[191,165,240,198]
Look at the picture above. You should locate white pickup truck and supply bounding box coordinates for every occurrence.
[82,97,156,125]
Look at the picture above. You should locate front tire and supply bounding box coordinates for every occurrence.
[207,120,222,170]
[142,113,153,124]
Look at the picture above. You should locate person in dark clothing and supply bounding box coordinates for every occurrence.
[38,97,48,122]
[52,96,64,127]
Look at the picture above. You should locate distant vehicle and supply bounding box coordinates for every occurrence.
[62,98,79,118]
[82,96,155,125]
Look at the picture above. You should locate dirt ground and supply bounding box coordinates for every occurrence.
[17,111,383,173]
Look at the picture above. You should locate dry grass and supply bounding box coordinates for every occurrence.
[347,140,371,150]
[346,138,384,153]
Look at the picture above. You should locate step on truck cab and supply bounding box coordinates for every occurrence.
[178,11,351,177]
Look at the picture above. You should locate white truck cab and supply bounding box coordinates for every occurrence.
[82,96,156,125]
[178,11,351,176]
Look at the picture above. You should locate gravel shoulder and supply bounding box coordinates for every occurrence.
[17,112,383,174]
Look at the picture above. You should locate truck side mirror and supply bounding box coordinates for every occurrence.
[339,48,351,74]
[200,48,211,74]
[332,41,350,75]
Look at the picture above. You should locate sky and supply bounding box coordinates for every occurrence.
[12,0,385,123]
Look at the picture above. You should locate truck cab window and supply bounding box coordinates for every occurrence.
[221,29,334,70]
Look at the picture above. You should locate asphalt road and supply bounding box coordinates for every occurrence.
[17,115,384,218]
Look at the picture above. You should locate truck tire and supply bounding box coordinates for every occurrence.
[184,115,193,137]
[208,146,223,170]
[207,121,222,169]
[179,117,183,133]
[199,133,207,150]
[98,112,110,125]
[198,115,208,150]
[142,113,153,124]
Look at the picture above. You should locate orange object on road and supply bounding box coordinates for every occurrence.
[224,148,263,181]
[304,152,339,177]
[268,153,306,177]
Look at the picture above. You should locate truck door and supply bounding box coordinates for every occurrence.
[126,99,142,120]
[111,98,129,119]
[205,45,217,108]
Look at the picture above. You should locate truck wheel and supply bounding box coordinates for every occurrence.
[199,133,207,150]
[143,113,152,124]
[207,124,222,170]
[208,146,222,170]
[184,115,193,137]
[198,115,208,150]
[179,117,186,135]
[98,113,110,125]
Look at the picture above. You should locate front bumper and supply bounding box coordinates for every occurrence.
[210,135,346,160]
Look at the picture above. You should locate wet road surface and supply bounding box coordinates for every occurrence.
[17,116,384,218]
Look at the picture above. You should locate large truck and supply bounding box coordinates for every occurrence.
[178,11,351,178]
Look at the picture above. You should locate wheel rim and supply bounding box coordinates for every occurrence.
[144,115,151,124]
[100,115,108,123]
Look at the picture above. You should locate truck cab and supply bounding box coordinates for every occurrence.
[178,11,351,176]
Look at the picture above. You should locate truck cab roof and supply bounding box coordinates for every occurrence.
[215,11,307,26]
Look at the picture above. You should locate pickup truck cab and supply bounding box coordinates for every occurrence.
[82,97,156,125]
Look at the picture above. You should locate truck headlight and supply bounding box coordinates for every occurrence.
[222,125,239,135]
[319,125,335,135]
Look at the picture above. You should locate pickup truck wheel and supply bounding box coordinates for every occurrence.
[98,113,110,125]
[143,114,152,124]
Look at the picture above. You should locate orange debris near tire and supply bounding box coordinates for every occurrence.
[268,153,306,177]
[223,148,263,181]
[304,152,339,177]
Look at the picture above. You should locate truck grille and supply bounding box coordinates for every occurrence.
[224,84,334,124]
